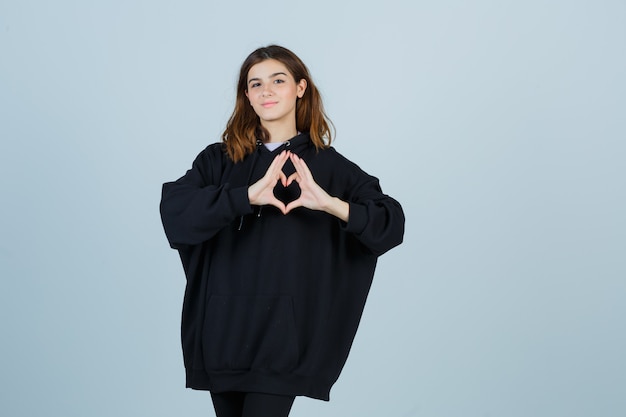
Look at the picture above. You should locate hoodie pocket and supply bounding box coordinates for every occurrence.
[203,295,299,373]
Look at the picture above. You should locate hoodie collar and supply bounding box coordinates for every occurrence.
[257,131,312,156]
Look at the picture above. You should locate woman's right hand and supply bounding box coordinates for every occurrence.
[247,150,290,214]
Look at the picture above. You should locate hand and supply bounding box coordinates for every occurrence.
[285,153,350,221]
[248,150,290,214]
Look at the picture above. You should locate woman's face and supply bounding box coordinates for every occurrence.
[245,59,307,129]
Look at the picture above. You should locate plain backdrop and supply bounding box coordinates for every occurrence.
[1,1,625,416]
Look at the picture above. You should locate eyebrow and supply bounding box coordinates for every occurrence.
[248,72,288,84]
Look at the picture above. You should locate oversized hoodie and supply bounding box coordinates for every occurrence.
[160,132,404,400]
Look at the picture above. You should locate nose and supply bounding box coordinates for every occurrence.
[261,83,273,97]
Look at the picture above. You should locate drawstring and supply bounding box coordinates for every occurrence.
[238,141,263,231]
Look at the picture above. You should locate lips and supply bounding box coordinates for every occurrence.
[262,101,278,108]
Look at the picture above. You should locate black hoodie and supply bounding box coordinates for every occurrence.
[160,133,404,400]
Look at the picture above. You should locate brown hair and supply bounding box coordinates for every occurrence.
[222,45,334,162]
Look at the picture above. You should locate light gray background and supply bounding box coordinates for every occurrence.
[1,1,624,416]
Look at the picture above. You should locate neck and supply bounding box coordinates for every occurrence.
[262,120,298,143]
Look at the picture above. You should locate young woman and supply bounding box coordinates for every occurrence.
[160,45,405,417]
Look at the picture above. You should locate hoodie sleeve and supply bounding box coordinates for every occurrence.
[321,148,403,257]
[160,146,253,249]
[342,173,405,257]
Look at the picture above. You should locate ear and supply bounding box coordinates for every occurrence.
[297,79,307,98]
[245,89,249,99]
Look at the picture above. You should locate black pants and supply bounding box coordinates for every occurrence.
[210,391,295,417]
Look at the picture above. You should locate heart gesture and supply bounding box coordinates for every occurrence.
[248,151,349,220]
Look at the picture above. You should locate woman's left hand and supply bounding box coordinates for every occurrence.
[285,153,350,222]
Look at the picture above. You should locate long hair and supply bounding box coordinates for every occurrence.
[222,45,334,162]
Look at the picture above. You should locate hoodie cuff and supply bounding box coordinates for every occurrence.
[343,202,368,235]
[231,185,254,216]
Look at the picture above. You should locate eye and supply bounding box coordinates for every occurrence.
[274,79,285,84]
[250,82,261,88]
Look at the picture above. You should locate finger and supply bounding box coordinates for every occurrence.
[277,152,291,184]
[289,154,312,181]
[286,172,299,187]
[268,198,287,215]
[262,152,288,188]
[290,153,311,180]
[285,198,302,214]
[276,150,290,167]
[279,170,288,187]
[269,151,289,174]
[269,150,286,167]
